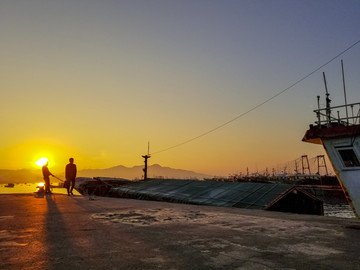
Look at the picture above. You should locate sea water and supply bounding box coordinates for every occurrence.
[0,183,80,195]
[323,203,356,218]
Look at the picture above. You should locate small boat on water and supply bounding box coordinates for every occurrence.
[4,183,15,188]
[303,68,360,217]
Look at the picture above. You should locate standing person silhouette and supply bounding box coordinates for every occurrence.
[42,162,53,194]
[65,158,77,195]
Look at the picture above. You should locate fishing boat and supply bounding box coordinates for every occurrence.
[302,65,360,217]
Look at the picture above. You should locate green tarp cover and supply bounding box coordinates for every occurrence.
[109,179,292,209]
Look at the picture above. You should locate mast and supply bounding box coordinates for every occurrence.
[316,155,328,176]
[341,60,349,125]
[323,72,332,127]
[317,95,321,127]
[301,155,311,174]
[142,141,151,180]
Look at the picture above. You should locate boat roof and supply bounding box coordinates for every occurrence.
[303,124,360,144]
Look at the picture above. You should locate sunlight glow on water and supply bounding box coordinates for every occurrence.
[0,183,80,195]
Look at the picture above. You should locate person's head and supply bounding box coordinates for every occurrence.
[69,158,74,164]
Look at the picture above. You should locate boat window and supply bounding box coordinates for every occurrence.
[338,149,360,167]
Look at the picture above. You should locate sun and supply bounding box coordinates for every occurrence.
[35,157,49,167]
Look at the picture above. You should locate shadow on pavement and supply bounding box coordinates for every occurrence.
[44,194,85,269]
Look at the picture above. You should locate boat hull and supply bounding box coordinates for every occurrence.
[321,137,360,217]
[303,124,360,217]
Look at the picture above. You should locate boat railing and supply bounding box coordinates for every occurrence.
[314,102,360,128]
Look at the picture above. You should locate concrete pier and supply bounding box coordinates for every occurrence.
[1,194,360,269]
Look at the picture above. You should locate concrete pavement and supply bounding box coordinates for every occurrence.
[1,193,360,269]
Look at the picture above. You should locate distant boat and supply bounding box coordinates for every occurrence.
[303,69,360,218]
[4,183,14,188]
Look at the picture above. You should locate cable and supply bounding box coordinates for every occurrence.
[151,38,360,155]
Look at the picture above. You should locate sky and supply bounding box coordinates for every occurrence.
[1,0,360,176]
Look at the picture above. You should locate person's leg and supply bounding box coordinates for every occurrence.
[45,179,50,193]
[66,181,70,195]
[70,179,75,195]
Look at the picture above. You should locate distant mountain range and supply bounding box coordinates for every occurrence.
[0,164,212,184]
[0,169,42,184]
[78,164,211,180]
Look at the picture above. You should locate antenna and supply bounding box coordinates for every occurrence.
[317,95,321,127]
[142,141,151,180]
[341,60,349,125]
[323,72,332,126]
[322,72,329,96]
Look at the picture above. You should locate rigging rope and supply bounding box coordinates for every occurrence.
[151,38,360,155]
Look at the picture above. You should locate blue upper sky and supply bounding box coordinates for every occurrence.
[1,0,360,175]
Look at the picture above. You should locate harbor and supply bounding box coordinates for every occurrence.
[1,193,360,270]
[1,2,360,269]
[1,71,359,269]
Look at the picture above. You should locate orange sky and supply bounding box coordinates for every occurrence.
[1,1,360,176]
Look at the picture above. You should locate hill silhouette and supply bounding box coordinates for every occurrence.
[0,164,212,184]
[78,164,211,180]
